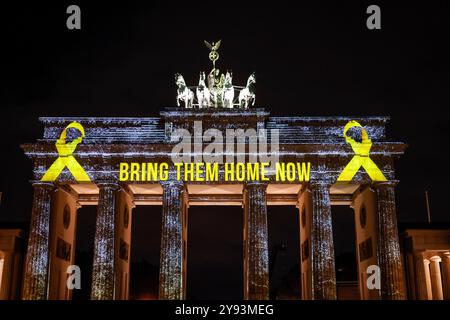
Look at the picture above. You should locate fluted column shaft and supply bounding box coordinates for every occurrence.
[423,259,433,299]
[243,182,269,300]
[310,182,336,300]
[91,182,118,300]
[375,182,405,300]
[430,256,443,300]
[159,180,185,300]
[22,182,54,300]
[414,253,428,299]
[442,253,450,300]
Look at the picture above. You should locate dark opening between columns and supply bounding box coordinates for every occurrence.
[331,206,358,300]
[129,206,162,300]
[73,206,96,300]
[186,206,243,300]
[267,206,300,300]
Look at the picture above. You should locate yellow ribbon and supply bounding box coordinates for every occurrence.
[41,122,91,182]
[337,120,387,182]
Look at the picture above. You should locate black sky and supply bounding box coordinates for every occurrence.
[1,0,450,299]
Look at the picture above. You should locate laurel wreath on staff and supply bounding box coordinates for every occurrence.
[204,39,221,68]
[193,40,245,90]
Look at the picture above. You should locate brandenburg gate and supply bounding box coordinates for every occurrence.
[19,42,407,300]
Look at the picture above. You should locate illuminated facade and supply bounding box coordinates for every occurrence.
[17,108,410,300]
[401,227,450,300]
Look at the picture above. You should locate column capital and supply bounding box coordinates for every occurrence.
[442,252,450,259]
[423,258,431,264]
[308,181,332,191]
[30,181,55,190]
[430,256,442,262]
[95,181,119,189]
[373,180,399,189]
[244,181,268,190]
[160,179,184,190]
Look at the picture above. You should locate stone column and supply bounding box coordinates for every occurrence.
[423,259,433,299]
[414,253,428,299]
[159,180,185,300]
[310,182,336,300]
[243,182,269,300]
[430,256,443,300]
[375,181,405,300]
[441,252,450,300]
[22,182,54,300]
[91,182,118,300]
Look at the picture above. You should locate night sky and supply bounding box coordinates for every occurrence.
[1,1,449,299]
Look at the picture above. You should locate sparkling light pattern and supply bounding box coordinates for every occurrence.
[376,182,405,300]
[91,182,118,300]
[244,182,269,300]
[159,180,185,300]
[22,114,404,186]
[21,111,407,300]
[310,182,337,300]
[22,182,54,300]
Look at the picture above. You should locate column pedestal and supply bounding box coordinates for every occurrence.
[375,182,405,300]
[22,182,54,300]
